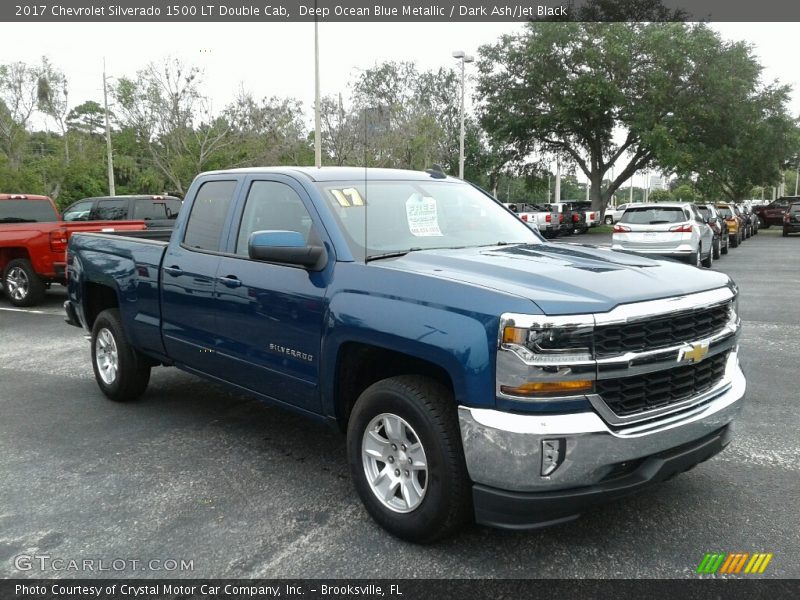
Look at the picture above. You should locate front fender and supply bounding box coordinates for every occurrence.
[321,290,496,417]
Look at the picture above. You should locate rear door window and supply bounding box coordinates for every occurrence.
[91,199,128,220]
[132,197,182,220]
[183,181,238,252]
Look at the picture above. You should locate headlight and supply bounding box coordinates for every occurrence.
[497,314,596,401]
[502,324,593,362]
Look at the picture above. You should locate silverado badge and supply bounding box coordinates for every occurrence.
[678,341,710,364]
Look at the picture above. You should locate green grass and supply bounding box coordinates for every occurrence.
[587,224,613,234]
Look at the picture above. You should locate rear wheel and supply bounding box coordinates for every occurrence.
[347,375,471,543]
[689,246,701,267]
[3,259,46,307]
[702,244,713,268]
[604,216,613,225]
[758,216,767,228]
[91,309,151,402]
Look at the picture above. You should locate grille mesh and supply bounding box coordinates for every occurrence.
[596,351,729,417]
[594,303,731,357]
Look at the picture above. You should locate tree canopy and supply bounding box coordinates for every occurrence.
[476,22,799,209]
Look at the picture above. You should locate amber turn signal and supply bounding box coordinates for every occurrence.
[502,326,527,345]
[500,380,594,397]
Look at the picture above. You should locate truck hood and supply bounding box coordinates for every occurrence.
[373,242,732,315]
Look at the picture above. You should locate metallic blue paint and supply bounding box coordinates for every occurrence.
[67,167,736,420]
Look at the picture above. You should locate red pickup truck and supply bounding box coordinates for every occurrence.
[1,194,146,307]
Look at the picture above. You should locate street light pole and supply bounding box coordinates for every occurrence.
[452,50,474,179]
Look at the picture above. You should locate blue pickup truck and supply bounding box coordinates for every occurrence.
[65,167,746,543]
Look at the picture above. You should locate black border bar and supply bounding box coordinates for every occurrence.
[5,0,800,22]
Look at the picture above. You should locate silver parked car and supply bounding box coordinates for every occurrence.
[611,202,715,268]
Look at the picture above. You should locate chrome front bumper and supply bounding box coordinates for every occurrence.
[459,349,745,494]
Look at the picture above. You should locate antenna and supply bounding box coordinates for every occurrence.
[364,108,368,263]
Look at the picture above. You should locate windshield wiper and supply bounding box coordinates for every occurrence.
[0,217,36,223]
[366,248,424,262]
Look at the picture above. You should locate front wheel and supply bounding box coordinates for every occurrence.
[347,375,471,543]
[91,309,151,402]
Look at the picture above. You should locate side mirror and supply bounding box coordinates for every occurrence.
[248,230,327,270]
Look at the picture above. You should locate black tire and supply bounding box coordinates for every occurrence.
[91,308,151,402]
[702,244,713,268]
[688,247,700,267]
[758,216,767,228]
[712,237,721,260]
[604,216,613,225]
[3,258,46,307]
[347,375,471,544]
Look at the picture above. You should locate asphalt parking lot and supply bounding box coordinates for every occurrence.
[1,228,798,579]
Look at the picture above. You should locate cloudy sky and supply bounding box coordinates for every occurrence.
[4,21,798,188]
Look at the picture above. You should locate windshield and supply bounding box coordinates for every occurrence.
[316,180,540,259]
[620,206,688,225]
[717,206,734,218]
[0,199,58,223]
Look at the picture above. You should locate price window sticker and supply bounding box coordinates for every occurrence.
[405,193,443,237]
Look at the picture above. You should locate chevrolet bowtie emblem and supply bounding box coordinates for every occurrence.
[678,342,710,364]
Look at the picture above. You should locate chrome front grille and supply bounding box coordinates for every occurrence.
[594,301,731,358]
[596,351,730,417]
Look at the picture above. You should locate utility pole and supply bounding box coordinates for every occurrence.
[313,7,322,169]
[554,157,561,203]
[102,58,116,196]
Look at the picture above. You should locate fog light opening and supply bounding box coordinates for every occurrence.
[541,438,565,476]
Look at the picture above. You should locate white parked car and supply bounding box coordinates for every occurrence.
[603,203,630,224]
[611,202,715,268]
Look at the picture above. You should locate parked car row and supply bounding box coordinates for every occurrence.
[505,201,599,239]
[1,193,180,307]
[610,201,760,268]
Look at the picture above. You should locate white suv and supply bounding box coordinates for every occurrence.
[611,202,715,268]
